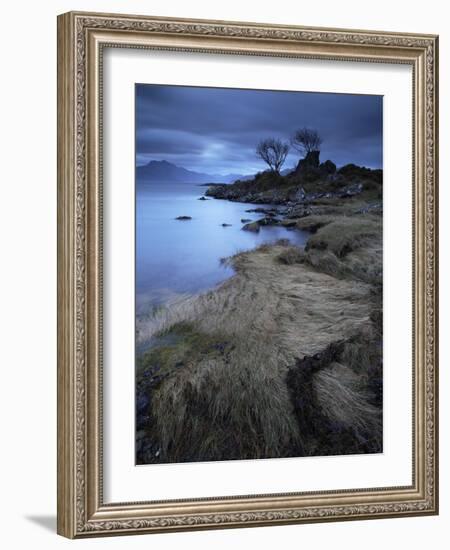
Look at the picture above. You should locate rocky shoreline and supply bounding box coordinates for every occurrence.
[136,155,383,464]
[205,160,382,235]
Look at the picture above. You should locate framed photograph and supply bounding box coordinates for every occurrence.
[57,11,439,538]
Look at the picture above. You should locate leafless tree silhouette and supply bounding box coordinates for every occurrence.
[291,128,323,156]
[256,138,290,173]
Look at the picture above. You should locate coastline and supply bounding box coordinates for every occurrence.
[136,164,383,464]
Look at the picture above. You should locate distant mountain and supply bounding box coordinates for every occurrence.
[136,160,251,184]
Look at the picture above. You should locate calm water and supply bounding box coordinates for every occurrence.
[136,181,308,313]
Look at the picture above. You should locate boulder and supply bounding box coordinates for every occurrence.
[291,187,306,202]
[295,150,321,173]
[242,221,260,233]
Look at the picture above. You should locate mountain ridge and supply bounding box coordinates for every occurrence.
[136,160,251,184]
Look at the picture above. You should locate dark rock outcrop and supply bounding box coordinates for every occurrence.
[338,164,383,184]
[319,159,337,174]
[205,156,380,208]
[294,150,320,173]
[293,152,338,183]
[286,338,382,456]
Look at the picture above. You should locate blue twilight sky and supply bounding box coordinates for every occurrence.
[136,84,383,176]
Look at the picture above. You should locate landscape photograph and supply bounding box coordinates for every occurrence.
[135,83,383,465]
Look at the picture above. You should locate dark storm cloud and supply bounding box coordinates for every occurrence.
[136,83,382,174]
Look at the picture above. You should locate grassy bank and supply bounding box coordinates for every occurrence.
[136,205,383,462]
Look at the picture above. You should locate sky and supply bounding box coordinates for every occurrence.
[136,84,383,176]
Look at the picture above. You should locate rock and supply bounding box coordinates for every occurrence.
[337,182,363,198]
[257,217,280,226]
[293,150,321,176]
[198,196,208,200]
[357,202,382,214]
[280,219,298,227]
[338,163,377,179]
[295,150,320,171]
[221,223,232,227]
[242,217,280,230]
[284,204,312,219]
[319,159,337,174]
[293,187,306,202]
[205,185,228,198]
[245,207,277,214]
[241,218,252,223]
[242,221,260,233]
[175,215,192,220]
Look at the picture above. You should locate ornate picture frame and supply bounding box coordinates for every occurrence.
[57,11,438,538]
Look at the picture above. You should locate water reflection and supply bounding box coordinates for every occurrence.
[136,181,308,313]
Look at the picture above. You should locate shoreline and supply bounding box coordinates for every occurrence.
[136,164,383,464]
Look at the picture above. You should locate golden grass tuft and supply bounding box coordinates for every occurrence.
[305,215,381,258]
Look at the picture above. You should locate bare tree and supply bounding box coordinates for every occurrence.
[291,128,323,156]
[256,138,290,173]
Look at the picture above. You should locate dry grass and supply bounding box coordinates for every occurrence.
[137,163,384,463]
[277,247,305,265]
[314,363,382,453]
[137,243,382,463]
[304,243,382,286]
[305,215,381,258]
[293,213,383,286]
[150,333,301,462]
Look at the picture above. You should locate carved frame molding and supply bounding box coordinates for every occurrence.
[57,11,438,538]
